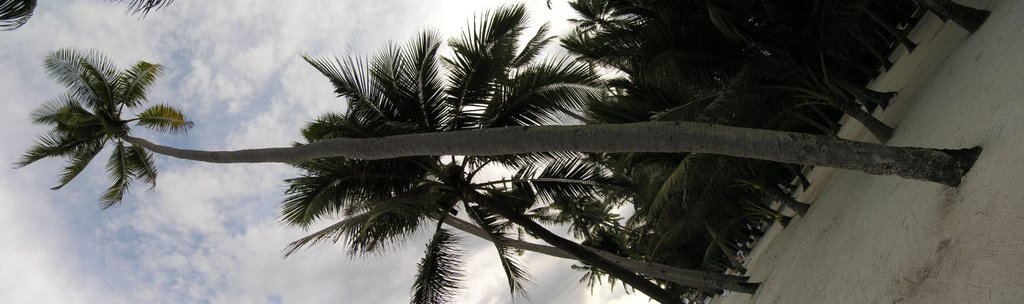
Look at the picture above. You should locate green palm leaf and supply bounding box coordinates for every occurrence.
[402,30,450,131]
[282,192,429,257]
[43,49,119,111]
[114,61,162,109]
[29,94,98,128]
[51,138,106,190]
[133,104,194,134]
[511,22,554,68]
[483,56,599,128]
[647,153,715,218]
[126,144,157,188]
[101,142,133,208]
[464,204,533,300]
[281,158,431,228]
[304,55,395,120]
[411,228,464,304]
[444,4,528,130]
[15,130,104,168]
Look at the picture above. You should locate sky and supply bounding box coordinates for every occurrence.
[0,0,653,303]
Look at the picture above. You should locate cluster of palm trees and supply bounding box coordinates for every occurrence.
[557,0,988,300]
[17,1,990,303]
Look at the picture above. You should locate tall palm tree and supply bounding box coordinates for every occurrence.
[18,48,192,208]
[278,5,691,302]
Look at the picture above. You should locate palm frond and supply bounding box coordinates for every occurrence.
[282,191,429,257]
[281,158,429,228]
[464,204,533,300]
[51,138,106,190]
[402,30,450,131]
[43,49,118,110]
[126,144,157,188]
[539,196,622,239]
[511,23,554,68]
[133,104,193,134]
[0,0,36,31]
[109,0,173,15]
[304,55,395,120]
[114,61,162,108]
[483,56,600,128]
[411,228,464,304]
[28,94,99,129]
[101,142,133,208]
[15,130,104,168]
[521,157,613,204]
[647,153,714,218]
[444,3,529,130]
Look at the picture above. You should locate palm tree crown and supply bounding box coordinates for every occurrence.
[17,49,192,207]
[279,4,665,303]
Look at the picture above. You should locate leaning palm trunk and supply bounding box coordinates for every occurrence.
[121,120,979,186]
[438,215,757,294]
[473,193,684,304]
[758,183,811,216]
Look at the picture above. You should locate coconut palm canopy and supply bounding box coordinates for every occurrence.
[18,48,193,207]
[278,5,696,301]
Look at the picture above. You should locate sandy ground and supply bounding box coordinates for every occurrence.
[716,0,1024,303]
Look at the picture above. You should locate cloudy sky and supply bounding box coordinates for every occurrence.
[0,0,652,303]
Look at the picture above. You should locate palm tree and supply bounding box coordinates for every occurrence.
[17,48,192,208]
[561,0,899,142]
[0,0,35,31]
[276,5,693,302]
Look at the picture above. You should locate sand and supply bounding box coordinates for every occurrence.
[715,0,1024,303]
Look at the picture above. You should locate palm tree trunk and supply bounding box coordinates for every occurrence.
[834,77,895,110]
[919,0,990,33]
[121,121,980,186]
[829,100,894,142]
[706,226,748,273]
[437,214,756,293]
[759,183,811,216]
[474,196,685,304]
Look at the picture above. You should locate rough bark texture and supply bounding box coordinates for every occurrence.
[439,215,756,293]
[122,121,980,186]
